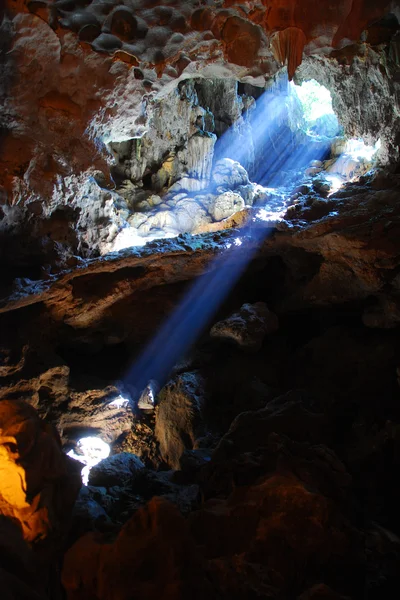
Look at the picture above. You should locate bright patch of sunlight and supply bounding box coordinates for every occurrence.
[111,225,179,252]
[225,237,243,249]
[292,80,335,122]
[67,437,110,485]
[256,207,287,222]
[325,174,345,195]
[108,395,130,408]
[345,138,381,161]
[111,227,149,251]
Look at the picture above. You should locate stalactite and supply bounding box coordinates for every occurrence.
[270,27,307,80]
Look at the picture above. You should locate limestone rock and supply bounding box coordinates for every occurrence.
[168,177,207,194]
[155,372,206,469]
[210,302,279,351]
[174,200,211,233]
[212,158,250,189]
[88,452,145,488]
[185,133,216,184]
[57,387,135,445]
[208,191,245,221]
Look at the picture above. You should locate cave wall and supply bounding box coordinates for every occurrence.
[0,0,399,272]
[297,44,400,163]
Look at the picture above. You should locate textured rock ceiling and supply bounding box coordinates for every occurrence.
[0,0,397,208]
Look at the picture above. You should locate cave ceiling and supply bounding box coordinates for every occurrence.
[0,0,398,210]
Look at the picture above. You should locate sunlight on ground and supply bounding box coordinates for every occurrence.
[345,138,381,161]
[111,227,150,251]
[67,437,110,485]
[256,207,287,222]
[325,174,346,195]
[111,224,178,252]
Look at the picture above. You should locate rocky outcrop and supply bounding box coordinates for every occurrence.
[0,399,81,543]
[210,302,279,351]
[1,0,399,266]
[61,387,400,599]
[88,452,145,487]
[297,45,400,163]
[155,371,206,469]
[0,400,81,598]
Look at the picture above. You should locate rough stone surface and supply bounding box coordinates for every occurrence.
[1,1,398,263]
[88,452,145,488]
[155,371,206,469]
[208,191,245,222]
[210,302,279,351]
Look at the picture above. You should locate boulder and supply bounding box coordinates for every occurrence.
[236,183,256,205]
[212,158,250,189]
[208,191,245,221]
[88,452,145,488]
[72,486,112,536]
[210,302,279,351]
[168,177,207,194]
[174,199,211,233]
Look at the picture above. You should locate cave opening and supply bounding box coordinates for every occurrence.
[105,74,382,254]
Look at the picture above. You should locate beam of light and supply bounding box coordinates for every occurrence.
[124,221,269,397]
[122,73,341,396]
[241,78,335,187]
[67,437,110,486]
[213,82,292,174]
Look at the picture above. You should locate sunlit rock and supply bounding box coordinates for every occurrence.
[209,191,245,222]
[212,158,250,189]
[55,386,135,446]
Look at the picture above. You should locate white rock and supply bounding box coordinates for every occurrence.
[209,191,245,221]
[212,158,250,189]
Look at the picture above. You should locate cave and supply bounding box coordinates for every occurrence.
[1,1,400,599]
